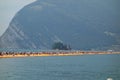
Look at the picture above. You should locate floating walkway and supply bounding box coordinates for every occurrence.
[0,50,120,58]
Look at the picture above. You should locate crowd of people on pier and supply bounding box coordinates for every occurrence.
[0,50,115,57]
[0,51,70,56]
[0,51,84,56]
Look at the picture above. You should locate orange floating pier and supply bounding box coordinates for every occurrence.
[0,50,120,58]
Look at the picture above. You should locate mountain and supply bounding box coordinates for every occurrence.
[0,0,120,50]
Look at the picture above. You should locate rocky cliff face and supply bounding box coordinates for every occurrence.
[0,0,120,50]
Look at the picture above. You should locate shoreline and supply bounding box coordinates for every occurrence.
[0,51,120,58]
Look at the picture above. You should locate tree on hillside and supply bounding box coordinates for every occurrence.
[52,42,71,50]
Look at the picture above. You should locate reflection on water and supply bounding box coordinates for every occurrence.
[0,54,120,80]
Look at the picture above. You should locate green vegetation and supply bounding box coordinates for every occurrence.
[52,42,71,50]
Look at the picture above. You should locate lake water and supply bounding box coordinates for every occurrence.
[0,54,120,80]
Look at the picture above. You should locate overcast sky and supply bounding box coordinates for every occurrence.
[0,0,36,36]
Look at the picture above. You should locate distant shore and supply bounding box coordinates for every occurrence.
[0,51,120,58]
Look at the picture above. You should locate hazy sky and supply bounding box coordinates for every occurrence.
[0,0,36,36]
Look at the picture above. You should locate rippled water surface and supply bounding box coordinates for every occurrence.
[0,54,120,80]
